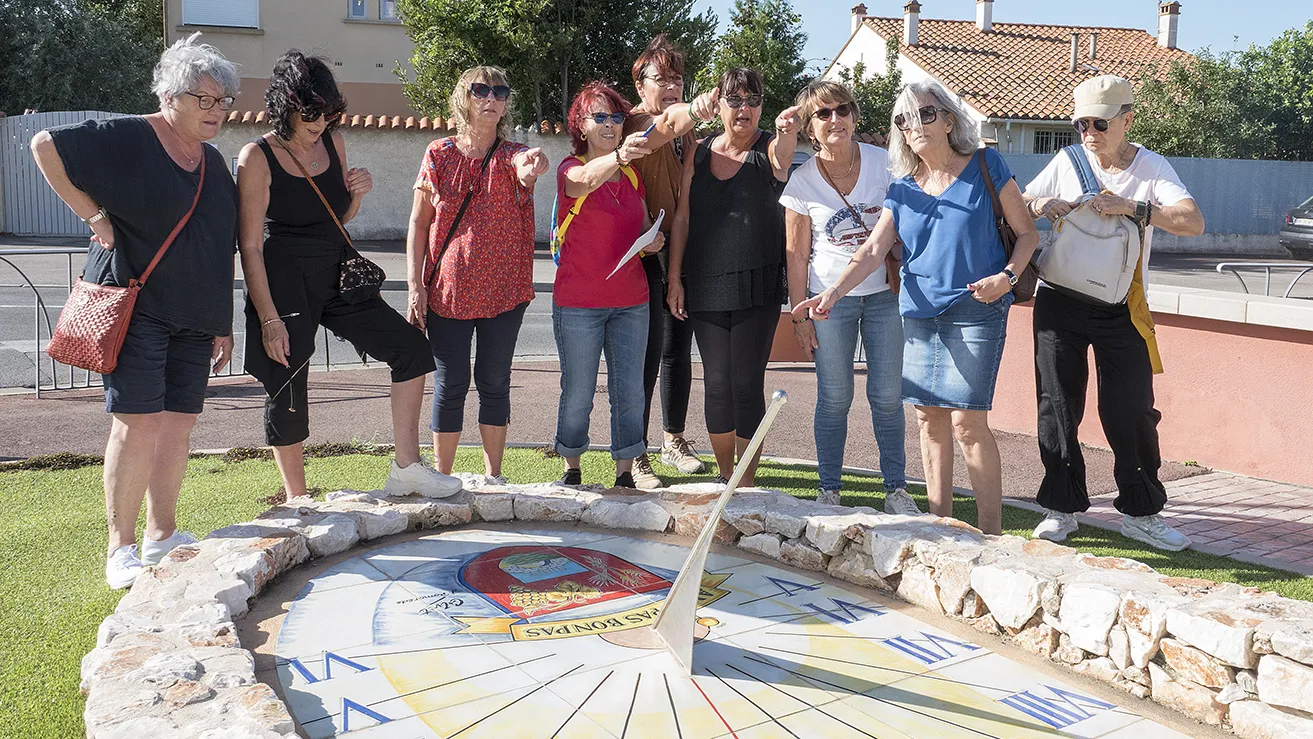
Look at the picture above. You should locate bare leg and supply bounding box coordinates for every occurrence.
[615,457,633,475]
[479,424,508,477]
[272,443,307,498]
[952,409,1003,536]
[916,406,955,518]
[564,456,581,471]
[435,431,460,474]
[734,436,761,486]
[708,431,736,480]
[391,375,425,468]
[103,413,162,556]
[143,411,199,541]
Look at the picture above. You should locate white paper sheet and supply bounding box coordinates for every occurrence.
[606,209,664,280]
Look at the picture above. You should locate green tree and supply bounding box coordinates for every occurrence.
[700,0,809,123]
[0,0,162,115]
[397,0,716,125]
[833,44,902,137]
[1239,21,1313,161]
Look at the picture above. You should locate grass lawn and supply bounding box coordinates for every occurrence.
[2,448,1309,738]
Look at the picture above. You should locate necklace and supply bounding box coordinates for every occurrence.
[283,138,321,172]
[163,116,200,168]
[821,145,858,180]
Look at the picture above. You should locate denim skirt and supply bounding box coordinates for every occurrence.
[901,294,1013,411]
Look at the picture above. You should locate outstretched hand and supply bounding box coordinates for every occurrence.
[774,105,803,136]
[515,147,549,182]
[791,291,836,322]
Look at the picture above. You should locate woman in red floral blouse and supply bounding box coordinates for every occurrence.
[405,65,549,480]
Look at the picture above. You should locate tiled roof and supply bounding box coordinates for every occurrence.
[223,110,568,134]
[860,17,1195,121]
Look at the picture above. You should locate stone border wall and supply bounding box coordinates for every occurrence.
[80,480,1313,738]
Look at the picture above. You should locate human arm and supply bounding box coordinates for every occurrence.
[234,142,289,367]
[665,138,699,320]
[562,134,653,198]
[512,146,549,188]
[406,188,436,330]
[784,209,818,358]
[767,106,802,181]
[639,90,719,150]
[968,179,1040,303]
[29,130,116,248]
[791,209,897,320]
[333,132,371,224]
[1081,193,1204,237]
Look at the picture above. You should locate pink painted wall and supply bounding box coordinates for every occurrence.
[990,304,1313,486]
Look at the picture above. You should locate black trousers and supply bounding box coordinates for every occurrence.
[244,265,434,447]
[689,304,779,438]
[640,256,695,445]
[1033,287,1166,516]
[427,303,528,433]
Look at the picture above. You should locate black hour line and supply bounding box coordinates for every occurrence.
[620,673,642,738]
[735,588,821,608]
[274,638,492,667]
[549,670,614,739]
[448,663,586,739]
[705,666,800,739]
[726,662,883,739]
[743,655,1005,739]
[664,673,684,739]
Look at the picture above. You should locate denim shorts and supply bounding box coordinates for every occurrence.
[901,294,1012,411]
[103,312,214,415]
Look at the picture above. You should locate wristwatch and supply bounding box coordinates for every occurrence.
[82,207,107,226]
[1133,200,1149,224]
[1002,268,1019,287]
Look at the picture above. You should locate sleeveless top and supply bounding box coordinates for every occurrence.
[683,131,788,313]
[256,136,352,278]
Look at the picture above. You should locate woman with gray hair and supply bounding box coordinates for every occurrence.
[794,81,1038,535]
[29,33,240,588]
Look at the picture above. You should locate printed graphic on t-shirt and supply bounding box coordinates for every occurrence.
[824,202,882,254]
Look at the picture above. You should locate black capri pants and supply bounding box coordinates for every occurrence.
[427,302,528,433]
[244,265,434,447]
[689,304,779,438]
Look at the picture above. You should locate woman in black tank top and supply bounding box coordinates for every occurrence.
[667,67,801,484]
[236,51,460,500]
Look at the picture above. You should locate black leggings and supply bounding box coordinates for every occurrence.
[244,265,434,447]
[641,257,695,443]
[427,303,528,433]
[689,304,779,438]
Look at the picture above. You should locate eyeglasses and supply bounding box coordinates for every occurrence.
[470,83,512,101]
[590,112,626,125]
[299,107,343,123]
[812,103,854,120]
[893,105,945,131]
[724,94,764,109]
[645,75,683,88]
[1073,118,1112,134]
[184,92,235,111]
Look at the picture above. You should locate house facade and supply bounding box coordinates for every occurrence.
[163,0,419,116]
[827,0,1194,154]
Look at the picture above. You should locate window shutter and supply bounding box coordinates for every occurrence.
[182,0,260,28]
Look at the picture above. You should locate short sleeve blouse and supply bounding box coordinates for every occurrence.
[552,156,649,309]
[415,138,535,320]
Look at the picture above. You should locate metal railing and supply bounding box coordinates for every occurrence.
[0,247,376,396]
[1214,262,1313,299]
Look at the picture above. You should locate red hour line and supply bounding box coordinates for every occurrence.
[691,677,739,738]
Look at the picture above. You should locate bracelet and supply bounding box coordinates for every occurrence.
[687,107,703,126]
[792,315,811,325]
[81,207,107,226]
[614,146,626,168]
[260,317,283,328]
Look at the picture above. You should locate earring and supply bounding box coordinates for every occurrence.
[811,141,821,153]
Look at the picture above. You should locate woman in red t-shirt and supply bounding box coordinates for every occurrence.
[405,65,549,481]
[553,81,664,488]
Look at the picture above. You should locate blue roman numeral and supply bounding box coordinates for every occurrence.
[883,632,981,665]
[284,651,372,684]
[1000,685,1117,729]
[804,598,887,623]
[342,698,391,731]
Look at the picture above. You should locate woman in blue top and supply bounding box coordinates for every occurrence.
[794,81,1037,535]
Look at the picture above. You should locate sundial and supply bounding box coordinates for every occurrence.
[268,393,1188,737]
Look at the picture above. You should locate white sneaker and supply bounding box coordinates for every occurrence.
[1122,514,1191,552]
[884,488,923,516]
[384,460,463,498]
[660,437,707,474]
[141,530,199,566]
[1032,510,1079,542]
[106,544,143,590]
[817,489,841,506]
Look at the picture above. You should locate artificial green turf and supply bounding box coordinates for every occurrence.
[1,448,1309,738]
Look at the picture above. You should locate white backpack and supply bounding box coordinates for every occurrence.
[1033,145,1141,305]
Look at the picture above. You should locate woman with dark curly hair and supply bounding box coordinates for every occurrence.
[237,50,460,499]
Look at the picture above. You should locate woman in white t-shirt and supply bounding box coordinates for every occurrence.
[1022,75,1204,553]
[780,80,913,513]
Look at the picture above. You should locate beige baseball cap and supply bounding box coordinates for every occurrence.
[1072,75,1133,121]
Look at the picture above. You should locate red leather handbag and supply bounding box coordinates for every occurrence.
[46,153,206,374]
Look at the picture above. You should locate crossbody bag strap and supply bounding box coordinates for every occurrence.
[274,136,355,250]
[425,137,500,287]
[978,149,1009,224]
[1063,144,1100,196]
[137,151,206,287]
[817,150,901,294]
[816,155,870,239]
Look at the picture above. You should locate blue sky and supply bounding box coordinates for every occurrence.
[688,0,1312,75]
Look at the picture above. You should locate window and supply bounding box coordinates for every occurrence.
[182,0,259,28]
[380,0,398,19]
[1033,129,1074,155]
[347,0,366,18]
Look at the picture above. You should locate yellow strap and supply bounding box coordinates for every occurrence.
[1126,245,1164,375]
[555,155,638,248]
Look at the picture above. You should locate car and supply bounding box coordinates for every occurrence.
[1280,194,1313,261]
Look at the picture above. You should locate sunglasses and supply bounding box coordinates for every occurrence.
[812,103,854,120]
[184,92,235,111]
[590,112,626,125]
[893,105,946,131]
[299,107,343,123]
[1073,118,1113,133]
[470,83,512,101]
[724,94,763,109]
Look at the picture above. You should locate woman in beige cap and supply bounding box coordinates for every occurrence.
[1023,74,1204,552]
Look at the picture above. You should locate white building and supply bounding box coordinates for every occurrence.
[827,1,1195,154]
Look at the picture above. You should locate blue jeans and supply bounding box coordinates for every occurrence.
[552,302,649,460]
[812,290,907,492]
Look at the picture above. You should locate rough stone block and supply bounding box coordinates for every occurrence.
[1121,589,1186,669]
[582,498,672,532]
[1013,622,1059,659]
[1229,700,1313,739]
[1054,633,1086,665]
[217,683,297,734]
[825,546,891,592]
[322,503,409,541]
[896,562,944,615]
[1237,669,1259,695]
[739,532,783,560]
[1166,592,1313,669]
[1059,582,1121,656]
[1269,620,1313,667]
[204,523,309,577]
[970,563,1047,631]
[1160,637,1236,689]
[1148,662,1227,726]
[512,488,596,522]
[926,548,980,616]
[722,492,786,537]
[1108,625,1131,670]
[804,510,881,556]
[471,492,515,522]
[779,538,827,572]
[1070,656,1120,684]
[384,492,475,529]
[1258,654,1313,714]
[124,650,203,687]
[299,513,359,558]
[162,679,216,708]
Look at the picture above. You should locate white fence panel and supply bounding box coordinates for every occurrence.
[0,111,124,236]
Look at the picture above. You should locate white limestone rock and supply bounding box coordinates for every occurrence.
[471,492,515,522]
[1269,620,1313,667]
[1148,662,1227,726]
[384,492,475,529]
[124,650,203,687]
[1160,637,1236,689]
[1229,700,1313,739]
[739,532,784,560]
[99,717,178,738]
[1237,668,1259,695]
[896,562,944,615]
[970,563,1047,631]
[1216,683,1248,704]
[803,509,882,556]
[1258,654,1313,714]
[722,492,787,537]
[582,498,672,532]
[779,538,827,572]
[298,513,360,558]
[825,546,891,592]
[1059,582,1121,656]
[512,487,597,522]
[1070,656,1120,684]
[1108,624,1131,670]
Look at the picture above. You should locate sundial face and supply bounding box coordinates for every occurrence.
[272,527,1187,738]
